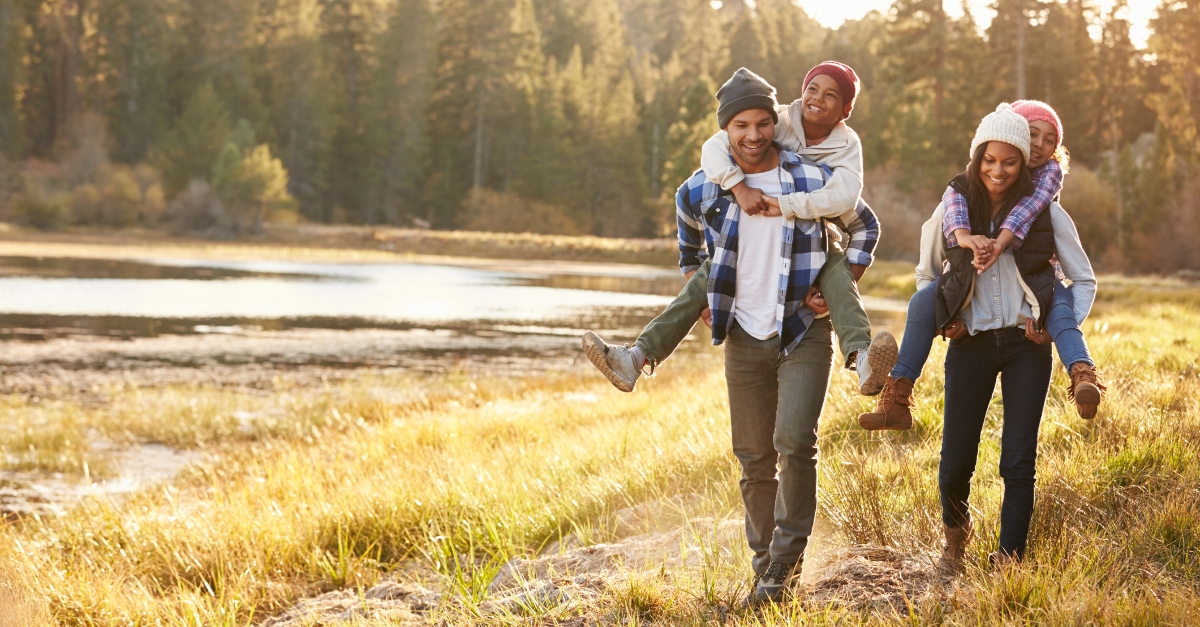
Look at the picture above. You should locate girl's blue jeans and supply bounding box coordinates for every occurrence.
[890,281,1092,383]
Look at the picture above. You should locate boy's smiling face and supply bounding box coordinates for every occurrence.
[801,74,847,127]
[1027,120,1057,170]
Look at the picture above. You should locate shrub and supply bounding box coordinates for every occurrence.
[461,188,582,236]
[860,165,937,261]
[100,167,142,228]
[68,164,168,228]
[1060,166,1118,264]
[212,142,294,234]
[12,185,70,231]
[165,179,226,234]
[266,208,305,225]
[71,183,102,224]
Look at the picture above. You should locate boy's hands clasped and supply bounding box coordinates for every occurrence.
[732,183,783,217]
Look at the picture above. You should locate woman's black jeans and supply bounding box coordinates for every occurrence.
[940,327,1052,558]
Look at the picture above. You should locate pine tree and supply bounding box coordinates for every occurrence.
[213,141,293,233]
[879,0,987,182]
[255,0,336,222]
[362,0,434,224]
[1028,0,1099,160]
[662,75,718,190]
[427,0,549,228]
[1147,0,1200,159]
[318,0,387,222]
[171,0,268,133]
[93,0,171,162]
[0,0,24,155]
[154,82,232,194]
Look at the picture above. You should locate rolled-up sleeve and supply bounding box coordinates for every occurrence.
[676,183,706,275]
[830,198,879,267]
[942,185,970,248]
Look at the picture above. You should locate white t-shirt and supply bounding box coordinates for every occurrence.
[733,169,785,340]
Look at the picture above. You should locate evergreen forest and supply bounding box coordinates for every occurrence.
[0,0,1197,271]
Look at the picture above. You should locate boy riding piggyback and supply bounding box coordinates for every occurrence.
[583,63,897,397]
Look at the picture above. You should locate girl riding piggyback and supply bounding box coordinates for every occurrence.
[860,100,1106,430]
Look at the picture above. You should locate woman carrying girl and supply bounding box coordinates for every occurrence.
[860,100,1105,432]
[897,104,1097,570]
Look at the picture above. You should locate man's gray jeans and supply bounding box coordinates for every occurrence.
[724,317,834,575]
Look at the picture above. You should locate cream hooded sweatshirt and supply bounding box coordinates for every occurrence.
[700,101,864,221]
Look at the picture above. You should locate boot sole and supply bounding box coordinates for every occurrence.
[858,415,913,431]
[1074,382,1101,419]
[581,332,635,392]
[860,332,898,396]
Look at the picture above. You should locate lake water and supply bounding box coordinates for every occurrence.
[0,253,908,516]
[0,256,680,330]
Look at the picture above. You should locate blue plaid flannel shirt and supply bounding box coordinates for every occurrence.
[675,149,880,356]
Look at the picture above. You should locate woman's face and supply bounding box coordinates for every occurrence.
[1027,120,1057,170]
[978,141,1024,198]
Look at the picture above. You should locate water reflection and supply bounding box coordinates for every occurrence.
[0,255,341,281]
[0,258,676,334]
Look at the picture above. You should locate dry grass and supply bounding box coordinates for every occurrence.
[1,265,1199,625]
[0,225,680,267]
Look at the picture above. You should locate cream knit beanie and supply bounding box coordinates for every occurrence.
[970,103,1031,164]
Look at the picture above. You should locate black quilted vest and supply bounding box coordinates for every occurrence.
[934,173,1056,332]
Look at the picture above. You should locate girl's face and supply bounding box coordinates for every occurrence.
[801,74,847,127]
[1027,120,1057,170]
[979,141,1024,198]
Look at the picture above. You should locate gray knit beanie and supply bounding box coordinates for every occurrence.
[970,103,1031,164]
[716,68,778,130]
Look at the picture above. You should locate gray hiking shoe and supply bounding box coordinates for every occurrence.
[581,331,641,392]
[856,331,898,396]
[742,560,799,607]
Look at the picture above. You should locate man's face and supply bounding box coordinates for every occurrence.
[801,74,847,126]
[726,108,776,168]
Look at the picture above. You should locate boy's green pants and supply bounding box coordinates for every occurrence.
[633,244,873,369]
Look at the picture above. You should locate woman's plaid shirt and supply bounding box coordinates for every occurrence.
[942,159,1064,249]
[675,149,880,356]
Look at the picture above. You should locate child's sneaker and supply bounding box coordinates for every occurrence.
[856,332,898,396]
[1068,362,1105,419]
[581,332,642,392]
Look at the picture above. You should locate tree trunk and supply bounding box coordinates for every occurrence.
[1015,0,1026,100]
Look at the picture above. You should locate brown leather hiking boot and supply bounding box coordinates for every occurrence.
[988,549,1019,571]
[936,517,973,576]
[858,375,914,431]
[1069,362,1106,419]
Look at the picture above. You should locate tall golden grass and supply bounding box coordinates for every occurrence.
[1,278,1198,625]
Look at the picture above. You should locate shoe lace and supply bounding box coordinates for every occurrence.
[624,343,656,377]
[1069,365,1107,402]
[762,560,792,584]
[878,378,898,405]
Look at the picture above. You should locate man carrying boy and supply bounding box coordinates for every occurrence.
[583,62,896,397]
[670,69,880,605]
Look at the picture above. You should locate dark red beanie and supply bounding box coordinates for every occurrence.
[803,61,860,119]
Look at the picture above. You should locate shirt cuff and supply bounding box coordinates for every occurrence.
[845,248,874,267]
[1007,234,1025,250]
[721,170,746,191]
[779,193,800,220]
